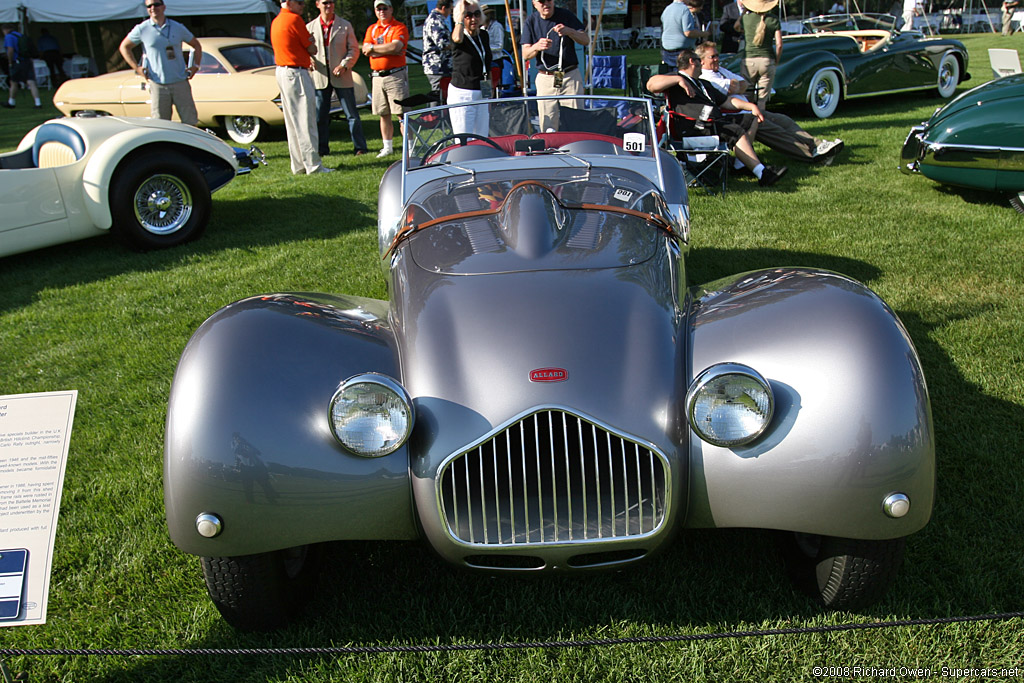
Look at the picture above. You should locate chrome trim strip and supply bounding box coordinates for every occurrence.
[846,84,936,99]
[925,142,1024,154]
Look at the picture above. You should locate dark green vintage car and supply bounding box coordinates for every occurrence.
[727,13,969,118]
[901,73,1024,213]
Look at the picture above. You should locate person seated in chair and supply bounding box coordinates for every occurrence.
[646,48,787,187]
[696,41,843,168]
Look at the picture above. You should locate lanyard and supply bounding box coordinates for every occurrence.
[466,30,487,70]
[538,25,563,71]
[371,22,392,44]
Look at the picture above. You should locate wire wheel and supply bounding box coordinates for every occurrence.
[133,173,194,236]
[110,150,211,250]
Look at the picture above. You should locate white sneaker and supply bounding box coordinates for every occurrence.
[814,139,838,157]
[376,148,392,158]
[309,167,334,174]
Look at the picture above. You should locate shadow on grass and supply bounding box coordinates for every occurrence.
[0,191,376,315]
[927,182,1016,210]
[78,247,1024,682]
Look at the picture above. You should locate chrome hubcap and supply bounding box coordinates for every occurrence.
[233,117,256,135]
[814,81,833,108]
[133,174,193,235]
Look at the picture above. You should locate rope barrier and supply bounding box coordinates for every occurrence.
[1,610,1022,658]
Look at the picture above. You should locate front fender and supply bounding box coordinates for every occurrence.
[773,52,846,105]
[81,127,236,230]
[684,268,934,540]
[164,293,418,557]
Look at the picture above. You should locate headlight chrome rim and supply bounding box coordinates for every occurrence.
[685,363,774,448]
[329,373,414,457]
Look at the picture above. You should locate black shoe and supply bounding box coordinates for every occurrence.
[34,104,42,109]
[1,102,14,109]
[759,165,788,187]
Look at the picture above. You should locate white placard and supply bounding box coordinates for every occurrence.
[0,391,77,627]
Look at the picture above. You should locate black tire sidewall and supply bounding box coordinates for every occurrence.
[200,544,323,632]
[109,150,211,251]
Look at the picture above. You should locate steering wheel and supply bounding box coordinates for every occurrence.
[421,133,505,165]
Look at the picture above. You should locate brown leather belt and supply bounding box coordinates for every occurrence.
[537,65,578,76]
[372,66,406,77]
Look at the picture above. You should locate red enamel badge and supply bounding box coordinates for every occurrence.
[529,368,568,382]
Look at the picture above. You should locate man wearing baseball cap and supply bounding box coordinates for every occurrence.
[362,0,409,158]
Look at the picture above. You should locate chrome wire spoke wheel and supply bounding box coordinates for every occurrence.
[133,173,194,236]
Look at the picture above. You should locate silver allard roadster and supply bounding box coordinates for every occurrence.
[164,96,934,630]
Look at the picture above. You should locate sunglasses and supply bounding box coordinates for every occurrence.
[465,9,482,17]
[145,2,163,7]
[321,1,335,4]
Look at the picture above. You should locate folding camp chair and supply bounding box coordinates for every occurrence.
[989,48,1022,79]
[33,59,51,89]
[659,109,730,195]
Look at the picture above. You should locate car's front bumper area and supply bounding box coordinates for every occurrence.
[900,125,927,174]
[233,145,267,174]
[902,124,1020,175]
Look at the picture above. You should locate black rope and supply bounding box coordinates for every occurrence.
[1,611,1022,657]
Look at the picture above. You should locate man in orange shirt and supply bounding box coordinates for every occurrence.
[362,0,409,158]
[271,0,330,174]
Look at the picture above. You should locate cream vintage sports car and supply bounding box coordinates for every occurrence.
[53,37,369,144]
[0,115,262,258]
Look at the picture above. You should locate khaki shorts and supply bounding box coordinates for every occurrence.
[371,69,410,117]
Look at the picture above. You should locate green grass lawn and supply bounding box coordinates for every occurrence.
[0,33,1022,682]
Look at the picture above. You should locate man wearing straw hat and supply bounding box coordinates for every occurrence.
[736,0,781,109]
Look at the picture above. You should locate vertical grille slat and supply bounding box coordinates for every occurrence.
[440,409,667,546]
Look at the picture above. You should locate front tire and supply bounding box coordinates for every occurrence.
[936,53,959,99]
[224,115,263,144]
[780,533,906,610]
[807,69,842,119]
[201,544,323,631]
[109,151,210,250]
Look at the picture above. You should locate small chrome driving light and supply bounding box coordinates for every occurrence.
[195,513,223,538]
[329,373,414,457]
[883,492,910,518]
[686,363,774,447]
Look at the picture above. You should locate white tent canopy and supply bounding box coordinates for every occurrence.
[0,0,276,23]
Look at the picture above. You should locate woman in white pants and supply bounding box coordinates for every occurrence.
[449,0,492,136]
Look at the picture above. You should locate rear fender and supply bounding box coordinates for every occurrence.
[164,293,417,557]
[684,268,934,540]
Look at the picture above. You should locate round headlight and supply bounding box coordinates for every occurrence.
[686,363,774,447]
[329,374,414,457]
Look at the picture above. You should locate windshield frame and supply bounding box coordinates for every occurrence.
[398,95,665,208]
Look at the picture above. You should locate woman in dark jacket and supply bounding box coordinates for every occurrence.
[449,0,492,136]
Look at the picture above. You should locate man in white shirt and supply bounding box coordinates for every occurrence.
[697,41,842,165]
[901,0,922,30]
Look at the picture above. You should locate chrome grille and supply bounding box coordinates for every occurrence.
[439,410,667,546]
